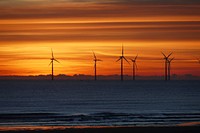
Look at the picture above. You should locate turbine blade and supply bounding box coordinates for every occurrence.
[135,54,138,60]
[93,51,96,59]
[161,52,167,58]
[123,57,130,64]
[129,58,134,62]
[122,44,124,56]
[167,52,173,58]
[54,59,60,63]
[135,62,138,70]
[49,61,52,66]
[169,57,175,62]
[97,59,102,61]
[116,57,121,62]
[51,48,54,58]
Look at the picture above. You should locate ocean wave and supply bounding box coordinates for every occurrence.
[0,112,200,126]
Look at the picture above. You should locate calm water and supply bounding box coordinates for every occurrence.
[0,80,199,126]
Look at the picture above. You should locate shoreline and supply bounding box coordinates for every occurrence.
[0,124,200,133]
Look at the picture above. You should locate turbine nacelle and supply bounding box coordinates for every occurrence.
[94,59,102,62]
[116,56,130,64]
[93,51,102,62]
[49,58,60,65]
[130,55,138,70]
[130,54,138,63]
[162,52,173,60]
[49,49,60,64]
[130,59,136,62]
[116,44,129,64]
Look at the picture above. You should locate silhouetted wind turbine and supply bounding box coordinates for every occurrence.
[130,54,138,80]
[49,49,60,81]
[116,45,129,81]
[161,52,172,81]
[93,51,102,81]
[167,57,174,81]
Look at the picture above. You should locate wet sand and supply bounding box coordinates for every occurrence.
[0,125,200,133]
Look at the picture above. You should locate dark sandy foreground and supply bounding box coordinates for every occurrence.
[0,125,200,133]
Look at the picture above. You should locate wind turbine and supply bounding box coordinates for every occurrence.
[167,57,174,81]
[49,49,60,81]
[93,51,102,81]
[116,45,129,81]
[130,55,138,80]
[161,52,172,81]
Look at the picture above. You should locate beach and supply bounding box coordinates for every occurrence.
[0,125,200,133]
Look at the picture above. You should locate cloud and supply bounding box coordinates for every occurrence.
[0,0,199,20]
[0,0,199,76]
[50,0,200,9]
[110,0,200,4]
[0,21,199,42]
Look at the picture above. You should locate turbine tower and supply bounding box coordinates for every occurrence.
[93,51,102,81]
[49,49,60,81]
[130,55,138,80]
[161,52,172,81]
[116,45,129,81]
[167,57,174,81]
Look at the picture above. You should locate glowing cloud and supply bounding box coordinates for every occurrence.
[0,0,199,76]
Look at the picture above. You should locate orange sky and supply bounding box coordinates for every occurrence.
[0,0,199,76]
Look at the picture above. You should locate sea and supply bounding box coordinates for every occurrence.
[0,80,199,126]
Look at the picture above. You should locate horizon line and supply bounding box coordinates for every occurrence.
[0,73,199,77]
